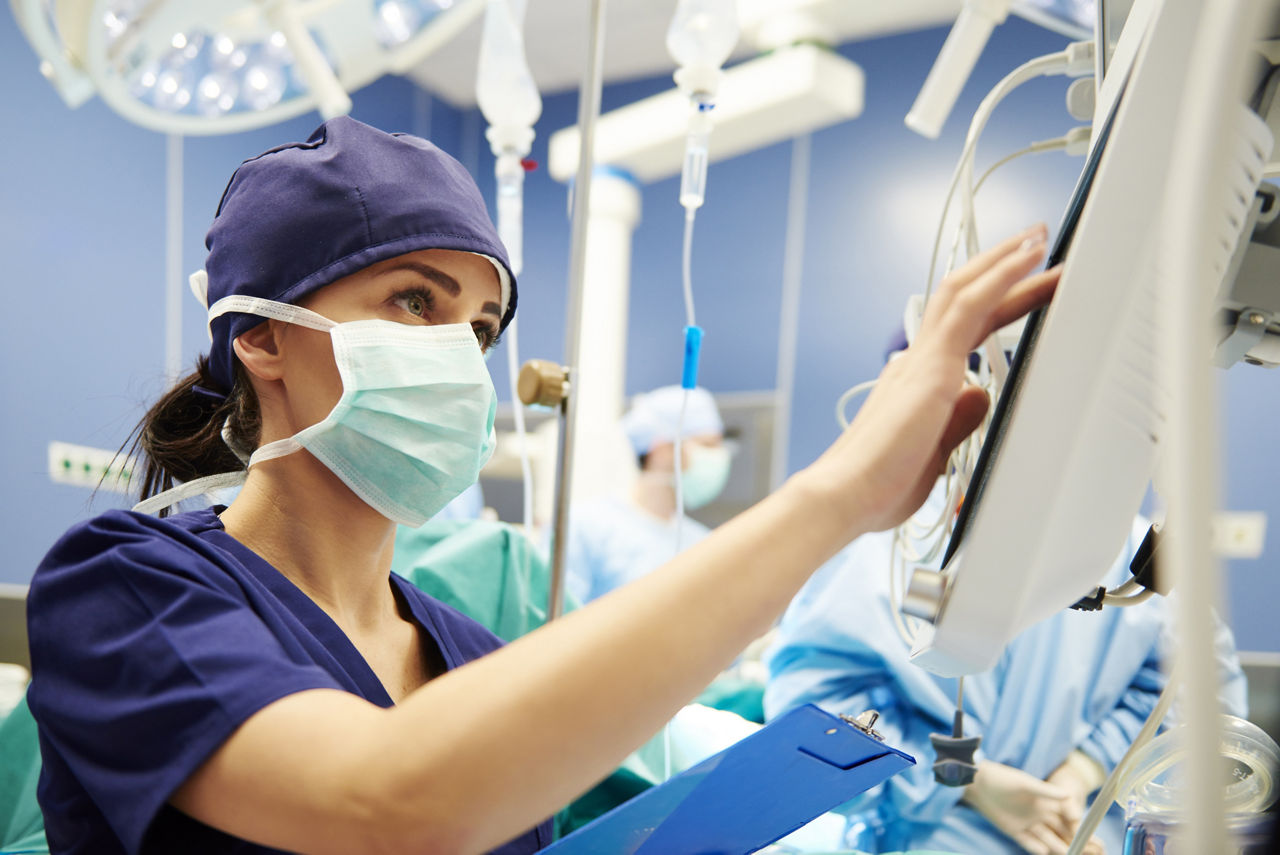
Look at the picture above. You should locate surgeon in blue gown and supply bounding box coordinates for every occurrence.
[765,486,1249,855]
[566,386,731,604]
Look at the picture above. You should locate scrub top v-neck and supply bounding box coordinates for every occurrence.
[26,507,552,855]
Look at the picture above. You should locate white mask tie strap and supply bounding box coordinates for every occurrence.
[248,436,304,468]
[207,296,337,333]
[132,471,247,516]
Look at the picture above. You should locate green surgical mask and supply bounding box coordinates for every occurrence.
[680,444,731,510]
[135,296,497,526]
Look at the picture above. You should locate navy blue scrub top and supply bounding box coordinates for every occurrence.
[26,507,553,855]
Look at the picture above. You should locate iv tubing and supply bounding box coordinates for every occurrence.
[546,0,608,622]
[673,210,701,552]
[1066,672,1178,855]
[681,209,697,327]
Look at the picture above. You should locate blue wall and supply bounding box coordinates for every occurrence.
[2,12,1275,652]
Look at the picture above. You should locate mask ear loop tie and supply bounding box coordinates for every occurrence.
[132,471,248,516]
[206,295,337,333]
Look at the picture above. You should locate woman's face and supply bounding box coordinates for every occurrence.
[265,248,503,437]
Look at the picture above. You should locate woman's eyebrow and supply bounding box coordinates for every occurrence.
[384,261,461,296]
[385,261,502,317]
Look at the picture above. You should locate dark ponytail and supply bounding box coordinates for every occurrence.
[124,356,261,516]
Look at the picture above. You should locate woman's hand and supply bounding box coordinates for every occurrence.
[804,224,1060,536]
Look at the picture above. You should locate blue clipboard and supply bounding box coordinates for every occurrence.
[544,704,915,855]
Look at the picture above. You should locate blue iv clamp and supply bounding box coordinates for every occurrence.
[543,704,915,855]
[681,325,703,390]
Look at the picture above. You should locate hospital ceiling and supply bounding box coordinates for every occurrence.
[405,0,973,108]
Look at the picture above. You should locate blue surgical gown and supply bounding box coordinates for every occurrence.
[765,510,1248,855]
[26,507,553,855]
[565,496,710,604]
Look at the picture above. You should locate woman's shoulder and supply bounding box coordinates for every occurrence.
[31,507,234,598]
[53,504,219,540]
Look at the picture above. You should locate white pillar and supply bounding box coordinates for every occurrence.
[569,169,642,506]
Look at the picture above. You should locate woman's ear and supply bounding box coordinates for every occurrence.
[232,320,286,382]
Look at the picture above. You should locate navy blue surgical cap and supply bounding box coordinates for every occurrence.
[203,116,516,395]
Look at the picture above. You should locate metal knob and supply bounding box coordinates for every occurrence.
[902,568,948,624]
[518,359,569,408]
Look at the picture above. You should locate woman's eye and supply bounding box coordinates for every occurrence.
[474,326,501,352]
[393,290,432,318]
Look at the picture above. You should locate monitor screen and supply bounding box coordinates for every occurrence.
[938,72,1129,574]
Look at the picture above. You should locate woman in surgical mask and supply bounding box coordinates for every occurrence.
[24,116,1059,855]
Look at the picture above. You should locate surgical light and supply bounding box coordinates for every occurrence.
[9,0,483,135]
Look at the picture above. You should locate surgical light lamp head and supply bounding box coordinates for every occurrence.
[9,0,477,135]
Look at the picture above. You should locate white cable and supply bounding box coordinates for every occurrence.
[956,43,1092,264]
[1108,577,1142,598]
[1103,587,1155,607]
[925,50,1072,304]
[970,133,1072,198]
[835,380,878,430]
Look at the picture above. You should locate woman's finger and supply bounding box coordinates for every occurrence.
[956,238,1051,320]
[934,223,1049,303]
[927,240,1052,357]
[988,265,1062,332]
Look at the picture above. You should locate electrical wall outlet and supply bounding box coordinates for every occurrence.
[1212,511,1268,559]
[48,441,136,494]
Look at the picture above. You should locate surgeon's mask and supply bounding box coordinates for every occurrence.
[679,443,731,510]
[142,295,497,526]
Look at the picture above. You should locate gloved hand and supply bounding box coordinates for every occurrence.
[1047,752,1108,855]
[962,759,1088,855]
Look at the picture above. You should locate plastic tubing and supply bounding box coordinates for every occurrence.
[1066,672,1178,855]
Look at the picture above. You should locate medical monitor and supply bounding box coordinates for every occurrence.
[905,0,1275,676]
